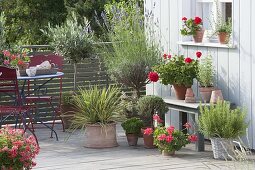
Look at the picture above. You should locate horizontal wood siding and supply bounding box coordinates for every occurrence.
[145,0,255,148]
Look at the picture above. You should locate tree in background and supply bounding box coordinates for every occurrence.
[0,0,67,45]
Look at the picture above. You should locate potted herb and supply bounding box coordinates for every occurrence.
[216,18,232,44]
[181,16,204,43]
[121,117,144,146]
[154,53,200,99]
[70,86,124,148]
[137,95,168,148]
[197,53,215,103]
[199,100,248,159]
[60,91,76,129]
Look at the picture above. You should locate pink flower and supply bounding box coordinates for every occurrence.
[196,51,202,58]
[3,60,9,65]
[165,135,174,143]
[143,128,153,135]
[188,134,198,142]
[182,17,187,21]
[163,53,167,59]
[153,114,162,122]
[3,50,11,57]
[184,57,193,63]
[158,134,166,141]
[167,54,171,59]
[148,71,159,82]
[183,122,191,129]
[166,126,175,134]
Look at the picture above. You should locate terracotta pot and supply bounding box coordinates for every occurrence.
[162,150,175,156]
[173,84,188,100]
[199,87,214,103]
[84,123,118,148]
[218,32,230,44]
[193,29,205,43]
[17,62,29,76]
[141,128,156,149]
[126,133,138,146]
[210,89,224,104]
[185,88,195,103]
[60,104,76,129]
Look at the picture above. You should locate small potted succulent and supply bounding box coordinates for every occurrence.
[199,100,248,159]
[181,16,204,43]
[196,53,215,103]
[0,127,40,169]
[154,53,200,100]
[216,18,232,44]
[121,117,144,146]
[137,95,168,148]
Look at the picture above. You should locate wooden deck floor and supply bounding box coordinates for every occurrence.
[33,124,254,170]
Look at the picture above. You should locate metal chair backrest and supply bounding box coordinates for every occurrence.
[29,54,63,71]
[0,66,22,106]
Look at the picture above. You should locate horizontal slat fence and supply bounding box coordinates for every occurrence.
[0,46,145,124]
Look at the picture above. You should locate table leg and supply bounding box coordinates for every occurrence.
[195,112,204,151]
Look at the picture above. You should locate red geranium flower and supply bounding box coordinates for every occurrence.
[184,57,193,63]
[166,126,175,134]
[163,53,167,59]
[3,50,11,57]
[143,128,153,135]
[196,51,202,58]
[153,114,162,123]
[188,134,198,142]
[165,135,174,143]
[17,60,24,66]
[11,55,16,60]
[194,17,202,25]
[167,54,171,59]
[158,134,166,141]
[148,71,159,82]
[183,122,191,129]
[182,17,187,21]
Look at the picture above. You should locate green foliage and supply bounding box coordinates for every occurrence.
[154,55,198,86]
[70,86,124,131]
[42,13,94,64]
[137,95,168,127]
[62,91,75,105]
[199,100,248,139]
[0,0,67,45]
[180,17,203,36]
[216,18,232,34]
[100,1,160,98]
[0,13,6,50]
[119,92,139,118]
[197,55,215,87]
[154,126,190,152]
[121,117,144,134]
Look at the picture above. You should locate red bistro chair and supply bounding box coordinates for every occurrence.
[26,54,64,137]
[0,66,38,144]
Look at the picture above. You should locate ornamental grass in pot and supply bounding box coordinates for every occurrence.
[70,86,124,148]
[199,100,248,159]
[197,54,215,103]
[181,16,204,43]
[154,53,201,100]
[121,117,144,146]
[137,95,168,148]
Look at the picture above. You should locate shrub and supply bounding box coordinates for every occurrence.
[199,100,248,139]
[197,55,215,87]
[62,91,75,105]
[121,117,144,135]
[137,95,168,127]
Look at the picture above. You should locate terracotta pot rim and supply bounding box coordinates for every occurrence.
[218,32,230,35]
[86,122,116,127]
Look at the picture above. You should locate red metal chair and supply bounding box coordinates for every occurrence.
[26,54,64,137]
[0,66,38,144]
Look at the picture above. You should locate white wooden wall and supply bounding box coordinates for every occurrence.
[145,0,255,149]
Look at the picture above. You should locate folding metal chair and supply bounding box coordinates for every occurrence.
[26,54,64,138]
[0,66,38,144]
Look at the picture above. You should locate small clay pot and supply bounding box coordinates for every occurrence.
[185,88,195,103]
[193,29,205,43]
[199,87,214,103]
[162,150,175,156]
[210,89,224,103]
[173,84,188,100]
[218,32,230,44]
[141,128,156,149]
[126,133,138,146]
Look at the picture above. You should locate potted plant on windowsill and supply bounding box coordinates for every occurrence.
[137,95,168,148]
[69,86,124,148]
[197,53,215,103]
[216,18,232,44]
[199,100,248,159]
[154,53,201,100]
[121,117,144,146]
[181,16,204,43]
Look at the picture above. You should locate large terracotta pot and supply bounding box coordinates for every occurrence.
[173,84,188,100]
[218,32,230,44]
[193,29,205,43]
[60,104,76,129]
[199,87,214,103]
[84,123,118,148]
[126,133,138,146]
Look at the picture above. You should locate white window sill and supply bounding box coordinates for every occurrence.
[177,41,236,49]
